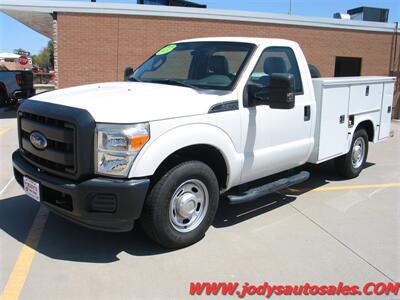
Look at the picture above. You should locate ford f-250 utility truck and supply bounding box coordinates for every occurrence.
[12,38,395,248]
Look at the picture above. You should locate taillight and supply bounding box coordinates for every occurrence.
[16,74,24,86]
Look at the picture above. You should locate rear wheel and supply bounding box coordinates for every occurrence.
[140,161,219,248]
[335,129,369,178]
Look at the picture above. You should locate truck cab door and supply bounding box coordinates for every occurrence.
[239,46,314,183]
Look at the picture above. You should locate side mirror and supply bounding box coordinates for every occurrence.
[247,73,295,109]
[124,67,134,81]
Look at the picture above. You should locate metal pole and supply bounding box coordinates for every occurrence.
[396,22,399,72]
[289,0,292,15]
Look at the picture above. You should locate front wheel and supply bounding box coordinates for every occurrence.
[335,129,369,178]
[140,161,219,248]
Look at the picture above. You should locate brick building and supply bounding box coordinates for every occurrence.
[0,1,399,117]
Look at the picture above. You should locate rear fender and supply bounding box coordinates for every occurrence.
[346,114,378,152]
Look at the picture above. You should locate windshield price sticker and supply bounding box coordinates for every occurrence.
[156,44,177,55]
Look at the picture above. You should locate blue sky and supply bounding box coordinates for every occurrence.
[0,0,399,55]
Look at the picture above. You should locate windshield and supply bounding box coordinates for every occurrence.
[130,42,255,90]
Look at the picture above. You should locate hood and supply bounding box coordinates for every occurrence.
[31,82,227,123]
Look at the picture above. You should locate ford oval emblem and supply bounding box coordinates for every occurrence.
[30,131,48,150]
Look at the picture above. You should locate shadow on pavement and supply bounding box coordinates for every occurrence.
[0,195,172,263]
[214,159,375,227]
[0,103,19,119]
[284,161,375,196]
[0,160,375,263]
[0,195,40,243]
[214,193,296,228]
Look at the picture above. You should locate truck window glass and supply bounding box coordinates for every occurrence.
[250,47,303,94]
[212,51,249,75]
[140,50,192,80]
[131,42,255,90]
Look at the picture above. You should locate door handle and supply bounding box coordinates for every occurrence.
[304,105,311,121]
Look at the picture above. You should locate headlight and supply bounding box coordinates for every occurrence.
[95,123,150,177]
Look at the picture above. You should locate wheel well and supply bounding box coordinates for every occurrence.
[151,144,228,189]
[356,120,374,142]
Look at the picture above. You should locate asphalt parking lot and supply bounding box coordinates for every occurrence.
[0,104,399,299]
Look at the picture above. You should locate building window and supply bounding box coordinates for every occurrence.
[334,57,362,77]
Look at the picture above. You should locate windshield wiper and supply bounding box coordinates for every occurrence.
[149,79,198,90]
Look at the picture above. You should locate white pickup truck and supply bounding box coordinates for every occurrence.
[13,37,395,248]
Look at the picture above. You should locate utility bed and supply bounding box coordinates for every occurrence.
[309,76,395,164]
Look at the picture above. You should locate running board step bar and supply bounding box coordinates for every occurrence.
[227,171,310,205]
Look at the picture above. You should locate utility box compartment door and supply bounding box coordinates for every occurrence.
[348,83,383,115]
[318,86,349,161]
[379,82,394,140]
[310,76,395,164]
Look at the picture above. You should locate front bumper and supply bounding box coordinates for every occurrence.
[13,150,150,232]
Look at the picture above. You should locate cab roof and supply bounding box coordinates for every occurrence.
[174,37,299,48]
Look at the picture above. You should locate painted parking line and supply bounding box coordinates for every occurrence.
[0,128,10,135]
[287,182,400,193]
[0,206,49,300]
[0,178,14,195]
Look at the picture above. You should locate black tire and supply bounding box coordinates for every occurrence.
[335,129,369,178]
[0,86,8,107]
[140,161,219,248]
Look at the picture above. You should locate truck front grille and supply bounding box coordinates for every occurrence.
[17,100,96,181]
[19,111,76,175]
[19,111,76,174]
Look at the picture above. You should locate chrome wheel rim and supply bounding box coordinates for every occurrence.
[351,137,365,169]
[169,179,209,233]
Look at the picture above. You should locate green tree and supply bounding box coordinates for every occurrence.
[13,48,29,55]
[31,41,54,70]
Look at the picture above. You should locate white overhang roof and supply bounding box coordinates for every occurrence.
[0,52,21,59]
[0,0,397,39]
